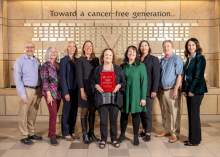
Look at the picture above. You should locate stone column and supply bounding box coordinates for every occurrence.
[0,0,9,88]
[218,0,220,88]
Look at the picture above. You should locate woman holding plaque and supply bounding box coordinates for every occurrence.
[76,40,99,144]
[182,38,207,146]
[92,48,125,149]
[118,45,148,145]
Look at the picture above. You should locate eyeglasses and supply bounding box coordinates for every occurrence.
[26,46,35,48]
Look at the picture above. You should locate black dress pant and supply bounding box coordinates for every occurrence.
[120,112,140,136]
[98,104,119,142]
[186,95,204,144]
[140,97,153,134]
[61,90,78,136]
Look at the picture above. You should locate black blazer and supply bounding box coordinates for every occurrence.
[142,54,160,97]
[76,56,99,89]
[182,52,208,95]
[92,64,125,108]
[60,56,77,96]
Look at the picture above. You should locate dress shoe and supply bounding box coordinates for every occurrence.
[168,134,178,143]
[155,132,169,137]
[184,142,199,146]
[28,135,43,140]
[20,137,33,145]
[183,140,189,144]
[88,131,99,142]
[71,133,80,140]
[143,134,151,142]
[50,137,58,146]
[64,135,73,141]
[139,131,146,137]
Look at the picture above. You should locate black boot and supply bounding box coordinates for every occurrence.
[88,131,99,142]
[50,136,59,146]
[118,112,128,143]
[133,135,139,145]
[81,118,90,144]
[82,133,90,144]
[118,134,125,143]
[88,109,99,142]
[132,113,140,146]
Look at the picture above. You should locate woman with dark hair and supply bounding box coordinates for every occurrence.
[118,45,148,145]
[92,48,125,149]
[182,38,208,146]
[76,40,99,144]
[138,40,160,142]
[60,41,79,141]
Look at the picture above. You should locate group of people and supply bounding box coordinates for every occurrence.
[14,38,207,148]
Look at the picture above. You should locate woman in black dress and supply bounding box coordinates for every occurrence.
[76,40,99,144]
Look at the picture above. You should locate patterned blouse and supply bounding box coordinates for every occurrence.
[40,61,61,100]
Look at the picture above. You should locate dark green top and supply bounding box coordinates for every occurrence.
[182,52,208,94]
[122,62,148,113]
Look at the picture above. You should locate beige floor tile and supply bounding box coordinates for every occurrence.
[0,142,16,150]
[66,149,88,157]
[129,149,150,157]
[20,150,47,157]
[0,120,219,157]
[1,150,24,157]
[87,142,99,149]
[87,147,108,157]
[44,149,68,157]
[148,147,173,157]
[30,142,50,150]
[0,150,6,156]
[169,148,192,156]
[109,149,129,156]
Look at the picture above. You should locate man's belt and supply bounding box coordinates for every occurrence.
[24,85,39,89]
[161,87,174,91]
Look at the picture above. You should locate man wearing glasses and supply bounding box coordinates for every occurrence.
[14,42,42,145]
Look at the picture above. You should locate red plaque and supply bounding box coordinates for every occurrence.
[100,71,116,92]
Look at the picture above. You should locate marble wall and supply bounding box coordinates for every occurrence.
[3,0,220,87]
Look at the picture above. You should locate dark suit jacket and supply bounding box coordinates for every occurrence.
[76,56,99,89]
[182,52,208,95]
[60,56,77,96]
[92,64,125,108]
[142,54,160,97]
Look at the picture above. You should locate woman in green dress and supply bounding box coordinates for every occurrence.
[118,45,148,145]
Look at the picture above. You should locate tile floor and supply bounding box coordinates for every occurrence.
[0,119,220,157]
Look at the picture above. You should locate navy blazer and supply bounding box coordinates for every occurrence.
[60,56,77,96]
[182,52,208,95]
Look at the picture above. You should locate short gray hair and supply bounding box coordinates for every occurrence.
[162,40,174,47]
[44,47,56,62]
